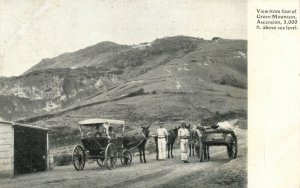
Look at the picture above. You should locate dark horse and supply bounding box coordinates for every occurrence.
[154,127,179,160]
[123,125,151,163]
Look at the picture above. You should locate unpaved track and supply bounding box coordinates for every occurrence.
[0,130,247,188]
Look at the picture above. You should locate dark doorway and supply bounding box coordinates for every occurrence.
[14,126,47,174]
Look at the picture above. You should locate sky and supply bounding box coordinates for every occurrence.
[0,0,247,77]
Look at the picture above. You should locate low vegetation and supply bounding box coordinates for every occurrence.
[53,153,72,166]
[126,88,147,97]
[213,74,247,89]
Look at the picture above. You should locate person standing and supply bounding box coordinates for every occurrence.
[156,124,168,161]
[94,125,102,137]
[108,126,116,139]
[178,121,190,163]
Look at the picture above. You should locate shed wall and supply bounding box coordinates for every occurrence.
[0,122,14,177]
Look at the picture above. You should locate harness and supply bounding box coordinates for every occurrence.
[168,129,175,137]
[126,131,148,151]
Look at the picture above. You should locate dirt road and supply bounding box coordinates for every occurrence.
[0,129,247,188]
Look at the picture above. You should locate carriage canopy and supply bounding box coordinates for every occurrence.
[78,118,126,136]
[78,119,125,126]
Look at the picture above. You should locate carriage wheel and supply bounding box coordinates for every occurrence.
[120,149,132,166]
[227,136,238,159]
[105,143,118,170]
[72,145,85,171]
[96,158,105,167]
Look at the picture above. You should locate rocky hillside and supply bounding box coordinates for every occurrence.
[0,36,247,133]
[0,67,122,120]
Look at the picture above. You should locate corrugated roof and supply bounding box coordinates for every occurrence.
[0,121,49,131]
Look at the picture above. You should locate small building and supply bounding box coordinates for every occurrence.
[0,121,49,178]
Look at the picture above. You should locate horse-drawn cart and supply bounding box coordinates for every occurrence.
[72,119,133,170]
[194,126,238,162]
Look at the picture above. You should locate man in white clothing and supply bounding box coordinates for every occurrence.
[156,124,168,160]
[177,121,190,163]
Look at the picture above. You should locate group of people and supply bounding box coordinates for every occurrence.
[93,121,193,163]
[94,123,116,139]
[156,121,191,163]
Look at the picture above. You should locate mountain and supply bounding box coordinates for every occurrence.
[0,36,247,141]
[24,41,129,74]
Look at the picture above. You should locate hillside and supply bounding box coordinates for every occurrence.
[24,42,129,74]
[0,36,247,140]
[0,67,122,120]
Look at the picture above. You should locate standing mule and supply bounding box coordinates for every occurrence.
[191,126,210,162]
[167,127,179,158]
[123,125,151,163]
[204,145,210,160]
[187,124,196,156]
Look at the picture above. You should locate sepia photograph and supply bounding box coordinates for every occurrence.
[0,0,249,187]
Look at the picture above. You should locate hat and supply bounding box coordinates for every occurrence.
[181,121,186,125]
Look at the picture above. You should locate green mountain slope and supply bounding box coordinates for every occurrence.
[0,36,247,136]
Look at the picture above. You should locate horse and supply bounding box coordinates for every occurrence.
[154,126,179,160]
[123,125,151,163]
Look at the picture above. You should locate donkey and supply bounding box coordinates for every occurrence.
[123,125,151,163]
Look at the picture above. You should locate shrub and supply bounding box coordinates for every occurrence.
[126,88,146,97]
[54,153,72,166]
[152,90,157,94]
[213,74,247,89]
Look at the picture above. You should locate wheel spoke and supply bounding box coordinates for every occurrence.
[111,158,115,166]
[122,151,132,165]
[107,159,112,168]
[73,146,85,171]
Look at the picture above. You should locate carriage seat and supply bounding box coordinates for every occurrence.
[81,137,109,155]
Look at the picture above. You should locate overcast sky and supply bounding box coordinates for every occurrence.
[0,0,247,77]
